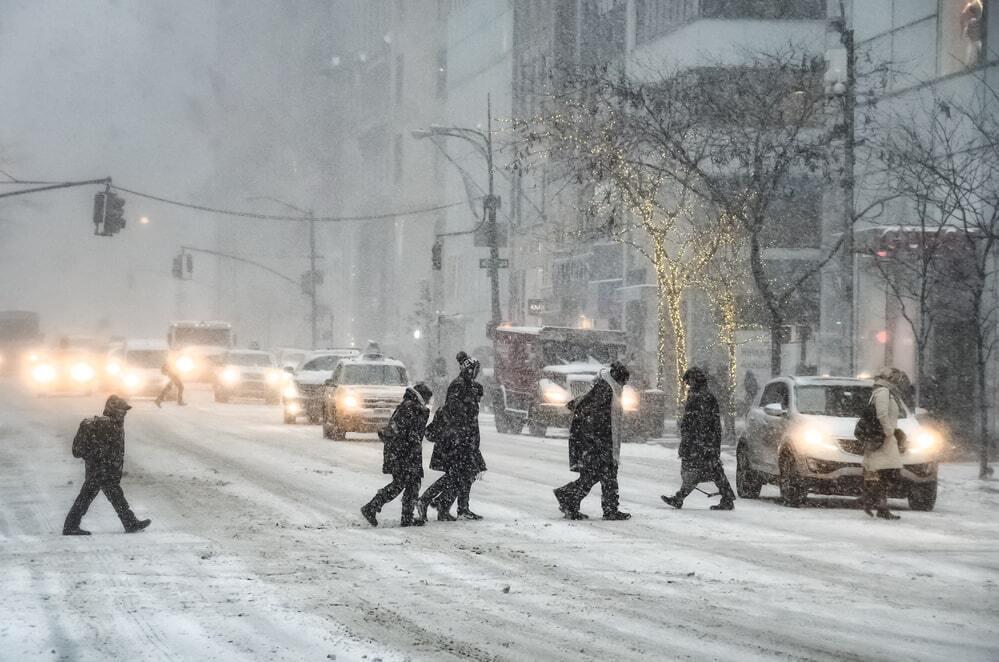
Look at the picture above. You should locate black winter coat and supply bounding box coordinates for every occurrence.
[428,376,486,474]
[679,386,722,465]
[378,388,429,477]
[73,416,126,482]
[567,380,615,473]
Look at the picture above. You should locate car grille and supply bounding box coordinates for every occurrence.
[838,438,865,456]
[362,397,398,409]
[296,383,324,398]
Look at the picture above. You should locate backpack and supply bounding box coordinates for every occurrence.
[72,417,101,459]
[854,396,885,453]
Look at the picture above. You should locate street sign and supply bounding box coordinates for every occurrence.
[479,258,509,269]
[527,299,547,315]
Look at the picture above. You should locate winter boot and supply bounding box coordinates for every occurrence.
[457,509,483,521]
[876,509,900,520]
[602,511,632,521]
[661,494,684,510]
[437,509,457,522]
[360,503,378,527]
[124,519,151,534]
[63,527,91,536]
[415,499,429,524]
[710,500,735,511]
[564,511,589,520]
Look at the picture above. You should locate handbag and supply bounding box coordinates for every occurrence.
[854,396,885,452]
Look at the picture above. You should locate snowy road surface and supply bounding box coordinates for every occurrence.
[1,381,997,662]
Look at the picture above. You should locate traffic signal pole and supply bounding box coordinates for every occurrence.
[0,177,110,200]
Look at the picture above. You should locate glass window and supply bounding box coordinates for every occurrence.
[301,355,342,371]
[126,350,168,369]
[760,382,789,408]
[339,364,408,385]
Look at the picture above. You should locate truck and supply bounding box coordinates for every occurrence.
[167,321,234,382]
[0,311,43,374]
[490,326,664,439]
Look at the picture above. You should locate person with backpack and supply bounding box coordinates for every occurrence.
[553,361,633,521]
[154,357,185,407]
[360,383,433,527]
[859,368,904,520]
[63,395,151,535]
[416,351,487,523]
[661,366,736,511]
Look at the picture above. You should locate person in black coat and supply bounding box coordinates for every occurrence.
[361,383,433,527]
[416,351,487,523]
[553,362,632,521]
[63,395,151,535]
[661,366,736,510]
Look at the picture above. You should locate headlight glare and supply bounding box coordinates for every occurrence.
[32,364,56,383]
[70,363,95,383]
[622,386,639,412]
[340,392,360,409]
[542,384,570,405]
[282,384,299,399]
[221,366,241,385]
[175,355,195,374]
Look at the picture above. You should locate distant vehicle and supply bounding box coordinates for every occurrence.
[167,321,234,381]
[110,339,172,398]
[321,353,409,440]
[737,376,941,511]
[214,350,282,404]
[490,326,644,437]
[275,347,309,371]
[28,346,98,396]
[0,311,42,373]
[282,348,360,424]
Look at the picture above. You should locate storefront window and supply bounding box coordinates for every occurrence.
[941,0,987,74]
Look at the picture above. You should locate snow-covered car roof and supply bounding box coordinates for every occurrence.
[301,348,359,361]
[225,349,273,357]
[124,339,169,351]
[338,353,405,368]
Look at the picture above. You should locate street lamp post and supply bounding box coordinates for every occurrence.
[412,95,503,338]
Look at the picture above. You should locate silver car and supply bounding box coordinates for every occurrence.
[737,376,942,510]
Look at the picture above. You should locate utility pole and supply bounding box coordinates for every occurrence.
[842,14,857,375]
[484,95,502,335]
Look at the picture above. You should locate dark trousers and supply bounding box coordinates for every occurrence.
[675,458,736,503]
[156,377,184,404]
[420,470,473,513]
[555,465,620,515]
[863,468,900,510]
[64,471,137,531]
[368,472,421,522]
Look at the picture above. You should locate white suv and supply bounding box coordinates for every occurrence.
[321,354,409,440]
[737,376,941,510]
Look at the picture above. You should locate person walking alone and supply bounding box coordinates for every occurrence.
[861,368,904,520]
[63,395,151,535]
[553,361,633,521]
[661,366,736,511]
[361,383,433,527]
[416,352,486,523]
[154,357,185,407]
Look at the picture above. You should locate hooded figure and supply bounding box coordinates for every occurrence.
[661,366,736,511]
[553,361,632,521]
[63,395,151,535]
[361,383,433,527]
[416,351,487,522]
[861,368,904,520]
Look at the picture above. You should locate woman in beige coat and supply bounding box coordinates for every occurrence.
[863,368,903,519]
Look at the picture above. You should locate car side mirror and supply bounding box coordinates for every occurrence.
[283,366,294,374]
[324,378,336,387]
[763,403,786,417]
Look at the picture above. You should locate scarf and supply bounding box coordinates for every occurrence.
[600,368,624,464]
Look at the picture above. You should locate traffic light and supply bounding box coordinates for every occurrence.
[185,253,193,276]
[92,192,106,234]
[431,240,442,270]
[104,192,126,235]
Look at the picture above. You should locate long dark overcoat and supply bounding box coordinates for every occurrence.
[567,379,615,473]
[678,386,722,466]
[74,416,126,483]
[379,388,429,477]
[428,376,486,474]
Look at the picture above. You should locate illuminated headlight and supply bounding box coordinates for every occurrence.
[800,427,837,451]
[285,401,302,415]
[32,363,56,383]
[106,361,122,376]
[175,355,195,374]
[265,369,281,385]
[339,392,360,409]
[28,353,40,363]
[282,384,299,399]
[70,363,95,383]
[622,386,639,412]
[911,428,941,452]
[123,372,143,390]
[221,366,241,385]
[542,384,570,405]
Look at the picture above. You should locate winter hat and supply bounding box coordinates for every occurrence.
[413,382,433,403]
[103,394,132,416]
[682,366,708,388]
[609,361,630,385]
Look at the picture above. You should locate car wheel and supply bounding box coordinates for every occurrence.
[779,450,807,507]
[506,415,525,436]
[907,481,937,511]
[736,441,764,499]
[283,411,296,424]
[528,420,548,438]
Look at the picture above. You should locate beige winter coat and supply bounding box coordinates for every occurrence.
[863,381,903,472]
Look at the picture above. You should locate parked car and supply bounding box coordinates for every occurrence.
[321,353,409,440]
[111,339,171,398]
[282,348,360,424]
[214,350,282,403]
[737,376,942,510]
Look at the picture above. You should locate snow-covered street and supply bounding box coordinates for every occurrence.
[1,381,997,662]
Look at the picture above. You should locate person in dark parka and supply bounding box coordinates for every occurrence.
[661,366,736,510]
[63,395,151,535]
[553,362,632,521]
[361,383,433,527]
[416,351,487,523]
